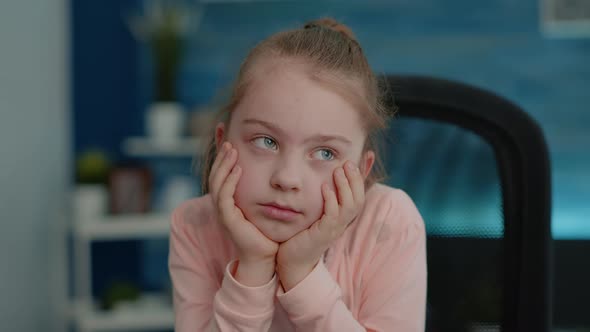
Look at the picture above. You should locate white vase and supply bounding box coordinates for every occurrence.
[146,102,185,146]
[159,176,195,212]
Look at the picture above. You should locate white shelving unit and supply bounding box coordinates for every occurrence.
[71,213,174,332]
[74,213,170,241]
[68,137,204,331]
[72,295,174,332]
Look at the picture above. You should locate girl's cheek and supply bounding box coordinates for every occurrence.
[318,167,337,191]
[308,160,332,178]
[235,153,264,186]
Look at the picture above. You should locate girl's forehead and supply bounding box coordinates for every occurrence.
[231,68,367,142]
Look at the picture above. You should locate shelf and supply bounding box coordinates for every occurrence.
[541,0,590,38]
[72,297,174,331]
[122,136,204,157]
[74,213,170,240]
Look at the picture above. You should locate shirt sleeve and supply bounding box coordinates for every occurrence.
[358,190,427,331]
[276,189,427,332]
[277,260,366,331]
[168,208,278,332]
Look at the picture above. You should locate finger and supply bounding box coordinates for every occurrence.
[210,148,238,199]
[208,142,231,190]
[212,147,237,195]
[322,183,339,219]
[344,161,365,206]
[317,183,340,240]
[218,164,242,217]
[333,166,353,209]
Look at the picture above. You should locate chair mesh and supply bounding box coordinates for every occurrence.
[383,117,505,331]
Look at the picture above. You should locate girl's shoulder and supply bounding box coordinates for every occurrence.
[169,194,232,252]
[169,195,235,280]
[340,183,425,249]
[171,194,216,230]
[364,183,423,226]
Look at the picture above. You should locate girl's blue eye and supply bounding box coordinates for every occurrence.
[312,149,335,161]
[252,136,278,150]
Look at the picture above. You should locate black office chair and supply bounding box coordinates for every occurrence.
[380,75,552,332]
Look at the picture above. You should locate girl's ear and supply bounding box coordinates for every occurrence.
[360,150,375,180]
[215,122,225,150]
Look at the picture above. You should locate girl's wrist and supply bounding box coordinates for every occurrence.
[277,260,318,292]
[234,257,276,287]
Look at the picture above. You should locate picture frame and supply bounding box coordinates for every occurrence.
[108,166,153,214]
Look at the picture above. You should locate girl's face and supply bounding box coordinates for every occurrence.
[216,66,374,243]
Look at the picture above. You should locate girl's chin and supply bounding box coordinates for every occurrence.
[257,223,299,243]
[242,207,321,242]
[250,217,306,243]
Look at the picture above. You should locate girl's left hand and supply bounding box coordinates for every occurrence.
[276,160,365,291]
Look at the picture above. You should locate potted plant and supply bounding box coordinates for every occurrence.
[128,0,202,146]
[100,280,141,311]
[73,148,112,221]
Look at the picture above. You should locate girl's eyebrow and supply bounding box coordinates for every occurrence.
[242,118,352,145]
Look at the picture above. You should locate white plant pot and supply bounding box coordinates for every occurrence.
[146,102,185,146]
[73,184,107,222]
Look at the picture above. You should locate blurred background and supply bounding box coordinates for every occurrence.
[1,0,588,331]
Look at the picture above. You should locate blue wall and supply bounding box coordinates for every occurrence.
[173,1,589,239]
[72,0,142,159]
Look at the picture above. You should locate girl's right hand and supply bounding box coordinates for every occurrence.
[209,142,279,266]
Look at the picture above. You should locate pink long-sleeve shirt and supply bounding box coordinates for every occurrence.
[168,183,427,331]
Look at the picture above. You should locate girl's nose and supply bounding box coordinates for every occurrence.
[270,159,303,192]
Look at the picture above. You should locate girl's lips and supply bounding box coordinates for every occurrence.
[259,204,301,222]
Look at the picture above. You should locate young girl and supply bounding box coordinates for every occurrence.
[169,18,427,331]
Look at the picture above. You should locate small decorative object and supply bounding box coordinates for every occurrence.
[128,0,203,146]
[146,101,186,146]
[159,175,195,212]
[108,166,153,214]
[73,149,111,221]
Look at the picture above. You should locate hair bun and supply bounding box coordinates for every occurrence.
[304,18,357,42]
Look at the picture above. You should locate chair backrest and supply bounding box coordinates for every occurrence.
[381,75,552,332]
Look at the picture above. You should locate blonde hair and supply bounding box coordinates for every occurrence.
[199,18,395,194]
